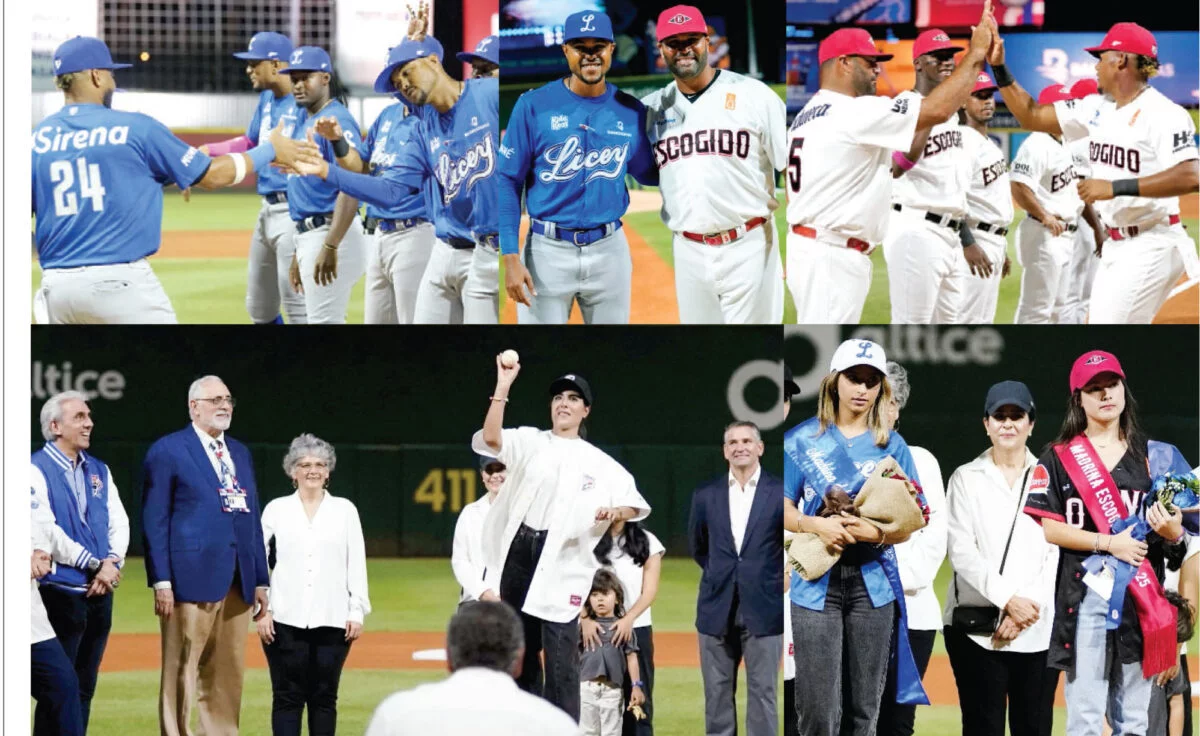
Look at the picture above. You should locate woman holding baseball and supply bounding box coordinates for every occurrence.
[1024,350,1195,736]
[782,339,927,736]
[257,434,370,736]
[471,352,651,720]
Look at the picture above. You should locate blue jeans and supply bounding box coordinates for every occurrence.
[1065,588,1152,736]
[34,586,113,735]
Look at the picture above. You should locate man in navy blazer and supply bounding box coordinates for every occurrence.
[688,421,784,736]
[142,375,270,736]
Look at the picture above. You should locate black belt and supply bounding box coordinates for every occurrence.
[514,523,549,543]
[447,236,476,250]
[264,191,288,205]
[976,221,1009,237]
[295,214,333,234]
[364,216,428,235]
[892,203,963,232]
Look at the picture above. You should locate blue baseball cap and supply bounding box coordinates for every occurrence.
[287,46,332,73]
[374,37,444,94]
[233,31,293,62]
[563,11,614,43]
[53,36,132,76]
[457,35,498,66]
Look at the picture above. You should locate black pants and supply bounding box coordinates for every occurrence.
[621,625,655,736]
[34,586,113,735]
[262,622,352,736]
[500,523,581,721]
[943,625,1059,736]
[784,677,798,736]
[877,628,937,736]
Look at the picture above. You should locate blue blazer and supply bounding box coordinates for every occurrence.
[141,427,269,604]
[688,468,784,638]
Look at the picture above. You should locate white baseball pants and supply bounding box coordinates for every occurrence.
[958,229,1007,324]
[364,222,435,324]
[245,199,306,324]
[1058,215,1100,325]
[1087,225,1188,324]
[579,680,623,736]
[517,229,632,324]
[672,222,784,324]
[785,229,871,324]
[293,221,368,325]
[39,259,177,324]
[413,241,499,324]
[883,209,968,324]
[1014,217,1076,324]
[465,242,500,324]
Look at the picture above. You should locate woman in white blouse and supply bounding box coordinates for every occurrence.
[942,381,1059,736]
[257,433,370,736]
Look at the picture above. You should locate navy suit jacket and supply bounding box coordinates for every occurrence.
[688,468,784,638]
[141,426,269,604]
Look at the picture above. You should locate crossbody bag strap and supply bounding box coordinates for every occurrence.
[998,466,1033,576]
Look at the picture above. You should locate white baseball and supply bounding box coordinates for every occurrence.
[500,349,520,368]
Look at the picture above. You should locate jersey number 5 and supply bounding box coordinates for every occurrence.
[787,138,804,194]
[50,158,107,217]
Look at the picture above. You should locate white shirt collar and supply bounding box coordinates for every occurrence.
[728,465,761,490]
[192,422,226,449]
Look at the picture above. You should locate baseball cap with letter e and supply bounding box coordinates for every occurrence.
[1070,78,1100,99]
[287,46,332,73]
[818,28,893,65]
[984,380,1035,417]
[457,35,498,66]
[374,37,445,93]
[912,29,963,60]
[563,11,614,43]
[1037,84,1074,105]
[829,339,888,375]
[549,373,593,406]
[53,36,133,76]
[657,5,707,42]
[1085,22,1158,59]
[233,31,293,62]
[1069,350,1126,392]
[973,71,998,94]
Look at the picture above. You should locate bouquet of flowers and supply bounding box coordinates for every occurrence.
[1144,472,1200,536]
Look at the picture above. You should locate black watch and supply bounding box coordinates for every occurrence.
[86,558,102,574]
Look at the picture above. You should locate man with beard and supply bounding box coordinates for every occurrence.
[496,10,657,324]
[642,5,787,325]
[784,8,993,324]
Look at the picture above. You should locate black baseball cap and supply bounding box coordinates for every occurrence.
[549,373,593,406]
[479,456,506,472]
[784,364,800,400]
[984,380,1035,418]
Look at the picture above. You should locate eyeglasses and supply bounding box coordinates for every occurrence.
[195,396,236,408]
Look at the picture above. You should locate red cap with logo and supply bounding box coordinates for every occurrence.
[1069,78,1100,99]
[1037,84,1074,105]
[972,71,998,94]
[1085,22,1158,59]
[657,5,708,41]
[913,29,963,59]
[818,28,893,65]
[1069,350,1126,392]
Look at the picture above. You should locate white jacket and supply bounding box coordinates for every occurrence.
[894,446,947,630]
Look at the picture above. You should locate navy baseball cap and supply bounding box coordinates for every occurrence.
[563,11,614,43]
[287,46,332,73]
[374,37,445,94]
[479,456,506,472]
[784,365,800,400]
[457,35,498,66]
[984,381,1035,417]
[233,31,293,62]
[53,36,132,76]
[549,374,593,406]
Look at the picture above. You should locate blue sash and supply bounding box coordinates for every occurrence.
[787,418,930,706]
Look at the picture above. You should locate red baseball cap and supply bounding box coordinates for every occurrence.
[972,71,998,94]
[818,28,893,66]
[1085,22,1158,59]
[1037,84,1074,105]
[1069,350,1126,392]
[657,5,707,41]
[1069,78,1100,99]
[913,29,963,60]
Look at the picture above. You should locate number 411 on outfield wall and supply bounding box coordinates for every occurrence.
[413,468,477,514]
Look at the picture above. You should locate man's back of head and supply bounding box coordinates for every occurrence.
[446,600,524,676]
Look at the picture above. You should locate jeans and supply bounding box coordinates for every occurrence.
[31,639,83,736]
[790,562,895,736]
[1065,588,1153,736]
[262,623,352,735]
[622,625,655,736]
[34,586,113,735]
[877,628,936,736]
[943,625,1058,736]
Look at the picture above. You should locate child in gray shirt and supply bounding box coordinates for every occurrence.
[579,569,645,736]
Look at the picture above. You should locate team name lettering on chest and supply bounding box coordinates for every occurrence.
[435,133,496,204]
[923,129,962,158]
[981,159,1007,186]
[653,128,752,167]
[33,125,131,154]
[538,135,629,183]
[1049,166,1076,193]
[1090,142,1141,173]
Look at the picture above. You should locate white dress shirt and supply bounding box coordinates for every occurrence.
[607,529,666,629]
[942,448,1058,652]
[30,458,130,572]
[728,465,761,555]
[261,492,371,628]
[894,446,947,630]
[192,423,237,482]
[364,667,578,736]
[451,494,495,602]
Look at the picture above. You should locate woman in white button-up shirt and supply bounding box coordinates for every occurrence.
[257,434,370,736]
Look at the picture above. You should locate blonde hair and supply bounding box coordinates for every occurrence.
[1136,55,1159,80]
[814,371,893,447]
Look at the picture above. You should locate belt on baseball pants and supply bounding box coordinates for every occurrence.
[364,216,428,235]
[790,224,870,253]
[891,204,963,231]
[530,219,622,246]
[295,214,334,234]
[447,236,476,250]
[476,233,499,249]
[1108,214,1182,241]
[974,221,1009,237]
[681,216,767,246]
[263,191,288,205]
[1027,214,1078,233]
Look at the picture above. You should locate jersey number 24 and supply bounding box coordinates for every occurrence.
[50,158,106,217]
[787,138,804,194]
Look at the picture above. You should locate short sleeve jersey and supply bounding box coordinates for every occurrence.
[963,126,1014,228]
[286,100,368,220]
[890,89,970,217]
[1010,132,1085,222]
[362,101,427,221]
[245,90,300,195]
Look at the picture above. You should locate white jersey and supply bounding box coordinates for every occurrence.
[785,88,920,243]
[1010,132,1085,222]
[963,127,1014,228]
[606,528,665,629]
[642,70,787,233]
[1054,87,1199,229]
[891,89,970,217]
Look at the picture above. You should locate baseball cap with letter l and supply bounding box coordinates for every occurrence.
[973,71,998,94]
[53,36,133,76]
[657,5,707,42]
[912,29,963,60]
[457,35,498,66]
[829,339,888,375]
[984,380,1035,418]
[287,46,333,73]
[818,28,893,65]
[1085,22,1158,60]
[233,31,293,62]
[1037,84,1074,105]
[1069,350,1126,392]
[375,37,445,93]
[1070,78,1100,99]
[563,10,614,43]
[549,374,593,406]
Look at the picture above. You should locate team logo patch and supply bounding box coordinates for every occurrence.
[788,642,794,656]
[551,115,569,131]
[570,594,582,606]
[476,37,493,53]
[666,13,692,24]
[1028,464,1050,495]
[54,58,62,70]
[582,474,595,492]
[1083,355,1107,366]
[290,49,303,65]
[803,484,816,502]
[90,474,103,497]
[725,93,736,110]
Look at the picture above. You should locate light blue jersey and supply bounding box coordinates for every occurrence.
[245,89,300,195]
[286,100,368,220]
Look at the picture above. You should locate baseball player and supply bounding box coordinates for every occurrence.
[884,27,997,325]
[497,11,657,324]
[458,35,498,79]
[784,14,994,324]
[1059,78,1105,325]
[642,5,787,324]
[989,20,1200,323]
[959,72,1013,324]
[32,36,301,324]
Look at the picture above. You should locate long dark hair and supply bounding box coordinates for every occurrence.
[329,71,349,106]
[584,568,626,619]
[594,520,650,566]
[1050,381,1148,467]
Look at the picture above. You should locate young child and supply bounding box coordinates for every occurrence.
[579,568,645,736]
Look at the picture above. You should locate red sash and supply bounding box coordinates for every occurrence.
[1054,436,1178,677]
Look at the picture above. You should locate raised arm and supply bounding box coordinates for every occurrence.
[915,5,993,129]
[987,34,1062,135]
[482,355,519,453]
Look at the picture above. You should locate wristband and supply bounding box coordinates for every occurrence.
[991,63,1015,88]
[490,396,509,403]
[227,152,248,185]
[1169,530,1187,545]
[1112,179,1140,197]
[332,137,351,158]
[958,221,976,248]
[891,151,916,173]
[245,141,276,173]
[632,680,645,688]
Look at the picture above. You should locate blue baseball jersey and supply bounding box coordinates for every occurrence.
[32,103,213,269]
[362,101,427,221]
[245,89,300,196]
[286,100,368,220]
[497,80,656,254]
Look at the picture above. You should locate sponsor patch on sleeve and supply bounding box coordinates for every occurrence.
[1027,464,1050,495]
